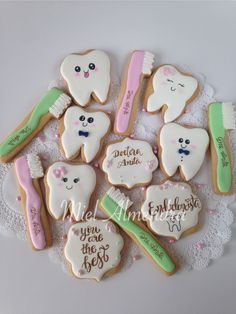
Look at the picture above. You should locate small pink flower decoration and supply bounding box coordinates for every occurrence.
[78,269,84,276]
[106,159,113,168]
[72,228,80,236]
[105,222,116,233]
[53,166,67,178]
[145,160,155,170]
[161,66,175,76]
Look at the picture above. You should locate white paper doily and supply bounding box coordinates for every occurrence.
[0,71,235,274]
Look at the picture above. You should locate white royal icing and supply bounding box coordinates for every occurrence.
[160,123,209,181]
[26,153,44,179]
[64,219,124,281]
[102,137,158,188]
[61,106,110,162]
[49,93,71,119]
[46,162,96,221]
[146,65,198,123]
[60,50,110,106]
[141,181,202,240]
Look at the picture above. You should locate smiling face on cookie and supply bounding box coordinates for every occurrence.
[46,162,96,221]
[60,50,110,106]
[160,123,209,180]
[61,106,110,162]
[146,65,198,123]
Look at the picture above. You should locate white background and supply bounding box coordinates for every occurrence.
[0,1,236,314]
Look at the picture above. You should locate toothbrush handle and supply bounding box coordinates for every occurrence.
[115,51,145,135]
[125,218,176,274]
[209,102,232,193]
[100,195,176,274]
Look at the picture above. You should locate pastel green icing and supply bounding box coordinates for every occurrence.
[209,102,232,193]
[101,194,176,274]
[0,88,63,157]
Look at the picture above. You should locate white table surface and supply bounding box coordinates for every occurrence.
[0,2,236,314]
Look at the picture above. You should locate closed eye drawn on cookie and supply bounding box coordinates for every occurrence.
[178,83,185,87]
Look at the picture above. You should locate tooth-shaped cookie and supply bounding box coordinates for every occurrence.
[60,106,111,162]
[144,65,198,123]
[141,181,202,240]
[159,123,209,181]
[45,162,96,221]
[61,50,110,106]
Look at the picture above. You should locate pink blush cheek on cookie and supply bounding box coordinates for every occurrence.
[94,67,98,72]
[170,139,177,144]
[57,182,63,187]
[161,80,168,86]
[75,73,80,77]
[190,144,197,149]
[91,123,96,128]
[74,121,80,126]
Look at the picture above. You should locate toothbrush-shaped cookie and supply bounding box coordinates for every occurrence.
[208,102,235,194]
[114,51,155,136]
[14,154,52,250]
[100,187,176,275]
[0,88,71,163]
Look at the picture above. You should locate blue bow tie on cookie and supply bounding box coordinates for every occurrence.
[178,148,190,156]
[78,130,89,137]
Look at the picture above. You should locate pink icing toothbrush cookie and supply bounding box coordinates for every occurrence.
[144,65,199,123]
[14,154,52,250]
[158,123,209,181]
[114,50,155,135]
[141,180,202,240]
[60,50,111,107]
[59,106,111,162]
[101,137,158,189]
[64,219,124,281]
[45,162,96,221]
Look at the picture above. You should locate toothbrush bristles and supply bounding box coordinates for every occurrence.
[142,51,155,75]
[27,154,44,179]
[222,102,236,130]
[107,187,133,210]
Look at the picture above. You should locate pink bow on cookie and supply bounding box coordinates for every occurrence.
[53,166,67,178]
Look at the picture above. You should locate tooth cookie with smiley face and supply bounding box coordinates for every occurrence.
[60,50,111,107]
[59,106,111,162]
[158,123,209,181]
[144,65,199,123]
[45,162,96,221]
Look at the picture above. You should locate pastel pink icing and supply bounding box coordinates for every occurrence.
[15,156,46,250]
[115,51,145,133]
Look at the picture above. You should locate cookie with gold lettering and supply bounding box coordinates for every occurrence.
[64,219,124,281]
[101,137,158,189]
[141,180,202,240]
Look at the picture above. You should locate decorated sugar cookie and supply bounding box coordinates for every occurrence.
[141,181,202,240]
[114,50,155,136]
[45,162,96,221]
[101,137,158,189]
[64,219,124,281]
[60,106,111,162]
[14,154,52,250]
[60,50,111,106]
[159,123,209,181]
[144,65,198,123]
[0,88,71,163]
